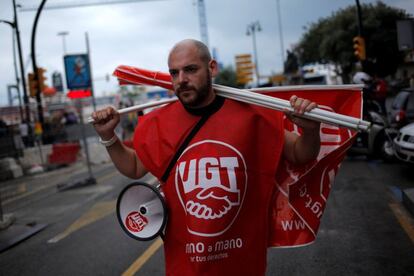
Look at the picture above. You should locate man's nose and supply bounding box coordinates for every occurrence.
[178,71,188,83]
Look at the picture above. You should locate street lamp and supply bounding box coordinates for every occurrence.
[57,31,69,94]
[1,0,33,143]
[57,31,69,54]
[246,21,262,87]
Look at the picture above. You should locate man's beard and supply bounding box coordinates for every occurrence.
[177,72,212,108]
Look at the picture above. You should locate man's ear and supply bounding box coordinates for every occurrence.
[209,59,219,77]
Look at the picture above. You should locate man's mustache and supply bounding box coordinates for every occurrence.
[177,85,195,93]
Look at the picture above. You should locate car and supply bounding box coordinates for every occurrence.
[393,123,414,163]
[349,105,395,161]
[387,88,414,128]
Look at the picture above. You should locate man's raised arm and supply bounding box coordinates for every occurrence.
[283,95,321,164]
[91,106,147,179]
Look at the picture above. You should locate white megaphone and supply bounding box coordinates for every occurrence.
[116,182,167,241]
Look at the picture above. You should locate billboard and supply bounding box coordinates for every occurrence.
[64,54,91,90]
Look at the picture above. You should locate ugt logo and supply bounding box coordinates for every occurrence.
[175,140,247,237]
[125,211,148,233]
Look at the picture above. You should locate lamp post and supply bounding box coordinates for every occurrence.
[1,21,22,115]
[1,0,33,144]
[246,21,262,87]
[57,31,69,95]
[57,31,69,54]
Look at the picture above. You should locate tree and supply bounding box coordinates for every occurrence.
[295,2,411,82]
[214,66,240,88]
[284,50,299,74]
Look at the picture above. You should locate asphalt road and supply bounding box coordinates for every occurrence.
[1,157,414,275]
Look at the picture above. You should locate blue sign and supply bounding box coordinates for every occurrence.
[64,54,91,90]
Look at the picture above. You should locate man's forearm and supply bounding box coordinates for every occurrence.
[106,139,147,179]
[294,129,321,164]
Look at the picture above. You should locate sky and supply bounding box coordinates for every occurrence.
[0,0,413,106]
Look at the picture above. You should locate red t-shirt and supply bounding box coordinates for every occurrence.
[134,98,284,276]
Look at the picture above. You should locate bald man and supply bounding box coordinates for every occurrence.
[92,39,320,275]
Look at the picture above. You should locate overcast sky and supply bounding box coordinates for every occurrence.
[0,0,413,106]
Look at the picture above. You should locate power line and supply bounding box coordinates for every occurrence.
[19,0,164,12]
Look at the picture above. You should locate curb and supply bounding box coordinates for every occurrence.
[402,188,414,217]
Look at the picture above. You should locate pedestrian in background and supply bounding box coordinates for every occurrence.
[19,120,29,147]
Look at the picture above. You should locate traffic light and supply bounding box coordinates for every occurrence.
[235,54,254,85]
[353,36,366,61]
[28,72,38,97]
[37,67,48,92]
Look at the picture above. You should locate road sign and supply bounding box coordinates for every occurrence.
[64,54,91,90]
[52,71,64,92]
[235,54,254,85]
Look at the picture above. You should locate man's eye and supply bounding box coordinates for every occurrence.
[185,67,198,73]
[169,70,178,77]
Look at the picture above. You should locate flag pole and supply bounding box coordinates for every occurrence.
[88,66,371,131]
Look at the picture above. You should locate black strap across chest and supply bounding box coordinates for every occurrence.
[160,96,224,183]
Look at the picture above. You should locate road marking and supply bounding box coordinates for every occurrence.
[46,173,157,243]
[3,168,118,206]
[389,203,414,244]
[3,183,46,205]
[48,200,116,243]
[122,238,163,276]
[98,170,119,183]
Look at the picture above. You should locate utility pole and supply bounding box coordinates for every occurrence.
[11,31,24,120]
[1,23,23,121]
[354,0,366,66]
[276,0,285,70]
[9,0,33,144]
[57,31,69,94]
[247,21,262,87]
[355,0,363,36]
[85,32,97,111]
[196,0,209,47]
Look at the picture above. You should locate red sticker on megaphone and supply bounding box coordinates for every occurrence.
[125,211,148,232]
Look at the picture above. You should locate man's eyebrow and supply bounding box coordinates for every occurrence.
[183,64,199,70]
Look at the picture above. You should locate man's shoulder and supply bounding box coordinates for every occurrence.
[142,100,181,119]
[225,97,281,117]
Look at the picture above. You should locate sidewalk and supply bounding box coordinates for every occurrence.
[0,155,114,253]
[0,138,112,202]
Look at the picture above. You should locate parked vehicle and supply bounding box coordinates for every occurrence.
[350,99,396,161]
[301,63,343,85]
[387,88,414,128]
[393,123,414,163]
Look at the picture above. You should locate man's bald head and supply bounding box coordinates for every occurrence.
[168,39,212,65]
[167,39,218,108]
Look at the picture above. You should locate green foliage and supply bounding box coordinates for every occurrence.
[284,50,299,74]
[214,66,240,88]
[295,1,411,80]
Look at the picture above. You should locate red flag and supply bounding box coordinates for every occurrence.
[113,65,362,247]
[258,88,361,247]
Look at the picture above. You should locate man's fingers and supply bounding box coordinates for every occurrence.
[92,107,118,124]
[305,102,317,112]
[289,95,317,114]
[289,95,298,107]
